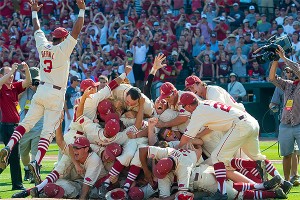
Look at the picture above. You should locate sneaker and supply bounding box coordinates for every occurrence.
[24,168,31,181]
[263,175,281,190]
[274,187,287,199]
[202,190,228,200]
[28,160,41,185]
[290,175,300,186]
[30,187,40,198]
[280,180,293,194]
[0,146,10,174]
[256,160,267,182]
[98,182,109,198]
[11,190,29,198]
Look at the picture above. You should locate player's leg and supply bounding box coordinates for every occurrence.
[242,188,287,199]
[19,133,31,181]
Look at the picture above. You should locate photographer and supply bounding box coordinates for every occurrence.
[269,45,300,185]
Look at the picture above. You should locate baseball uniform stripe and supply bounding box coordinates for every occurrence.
[216,124,237,157]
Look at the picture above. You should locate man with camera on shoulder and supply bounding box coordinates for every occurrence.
[269,45,300,186]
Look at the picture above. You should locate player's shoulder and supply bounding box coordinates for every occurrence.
[87,152,101,163]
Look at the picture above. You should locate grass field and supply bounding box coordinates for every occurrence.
[0,141,299,199]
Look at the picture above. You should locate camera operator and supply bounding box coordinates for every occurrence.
[19,67,42,183]
[0,62,31,190]
[269,45,300,185]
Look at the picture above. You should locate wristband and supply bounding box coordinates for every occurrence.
[78,9,85,18]
[119,73,126,80]
[32,11,38,19]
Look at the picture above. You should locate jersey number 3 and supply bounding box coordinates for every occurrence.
[44,60,53,73]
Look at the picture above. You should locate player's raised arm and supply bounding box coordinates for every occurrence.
[29,0,43,32]
[71,0,86,40]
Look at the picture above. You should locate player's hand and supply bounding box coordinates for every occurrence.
[21,62,29,71]
[125,63,132,75]
[29,0,43,12]
[126,131,137,139]
[144,168,154,185]
[148,117,158,126]
[109,175,119,184]
[76,0,86,10]
[75,164,85,175]
[82,86,93,98]
[155,120,164,128]
[11,63,18,72]
[153,53,167,70]
[276,45,286,59]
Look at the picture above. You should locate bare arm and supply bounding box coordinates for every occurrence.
[29,0,43,33]
[139,147,154,185]
[21,62,32,89]
[156,115,189,128]
[79,184,91,200]
[269,61,278,81]
[70,0,86,40]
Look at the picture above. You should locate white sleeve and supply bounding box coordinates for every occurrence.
[92,85,112,105]
[77,115,102,134]
[148,146,169,160]
[177,166,193,191]
[34,30,48,48]
[183,112,205,139]
[83,153,102,186]
[59,34,77,57]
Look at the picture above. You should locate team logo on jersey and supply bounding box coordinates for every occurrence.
[79,118,84,124]
[85,177,92,182]
[178,184,185,188]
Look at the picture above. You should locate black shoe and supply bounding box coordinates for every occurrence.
[30,187,40,198]
[24,168,31,181]
[12,185,26,190]
[275,187,287,199]
[11,190,29,198]
[202,190,228,200]
[256,160,267,182]
[290,175,300,186]
[280,180,293,194]
[263,175,281,190]
[29,160,41,185]
[98,182,109,198]
[0,146,10,174]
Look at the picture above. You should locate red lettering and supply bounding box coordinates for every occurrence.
[44,60,53,73]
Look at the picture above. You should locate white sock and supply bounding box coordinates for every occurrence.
[7,140,14,150]
[254,183,264,189]
[24,166,29,170]
[36,179,48,191]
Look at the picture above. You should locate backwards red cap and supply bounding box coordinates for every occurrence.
[159,82,176,99]
[105,118,120,137]
[179,92,198,107]
[153,158,174,179]
[185,75,201,88]
[52,27,69,38]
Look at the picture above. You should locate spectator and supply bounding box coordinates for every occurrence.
[214,16,229,41]
[237,35,251,57]
[229,2,244,31]
[0,0,14,19]
[245,5,256,27]
[242,19,251,33]
[0,62,31,189]
[225,34,237,56]
[283,16,295,36]
[202,1,219,29]
[199,54,215,81]
[276,8,286,25]
[199,14,213,43]
[289,3,298,19]
[98,75,108,90]
[249,61,266,83]
[19,67,42,183]
[257,14,271,33]
[227,72,246,102]
[216,51,230,83]
[231,47,247,82]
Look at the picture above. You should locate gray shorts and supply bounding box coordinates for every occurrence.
[278,123,300,156]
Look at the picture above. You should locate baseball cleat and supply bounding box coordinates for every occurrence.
[274,187,287,199]
[280,180,293,194]
[11,190,29,198]
[98,182,109,198]
[256,160,267,182]
[202,190,228,200]
[24,168,31,181]
[290,175,300,186]
[30,187,40,198]
[0,146,10,174]
[263,175,281,190]
[29,160,41,185]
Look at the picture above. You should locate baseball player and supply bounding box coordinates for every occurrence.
[139,145,202,199]
[0,0,85,183]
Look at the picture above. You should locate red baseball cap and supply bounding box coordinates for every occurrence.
[106,188,127,199]
[128,187,144,200]
[52,27,69,38]
[80,79,100,92]
[105,118,120,137]
[185,75,201,88]
[104,143,122,160]
[72,137,90,148]
[153,157,174,179]
[159,82,176,99]
[44,183,65,198]
[98,99,114,118]
[175,191,194,200]
[179,92,198,107]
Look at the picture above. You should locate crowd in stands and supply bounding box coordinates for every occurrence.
[1,0,300,96]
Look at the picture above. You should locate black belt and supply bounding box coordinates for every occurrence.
[40,81,62,90]
[1,122,18,126]
[239,115,245,120]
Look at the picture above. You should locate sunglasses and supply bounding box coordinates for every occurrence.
[164,129,173,139]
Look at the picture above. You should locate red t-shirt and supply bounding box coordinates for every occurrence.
[202,62,213,77]
[20,0,31,16]
[0,82,25,123]
[216,23,229,41]
[0,0,14,18]
[42,0,56,16]
[109,49,126,60]
[217,59,230,76]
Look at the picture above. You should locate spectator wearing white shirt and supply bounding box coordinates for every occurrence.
[283,16,295,36]
[93,12,108,46]
[129,35,149,89]
[276,8,286,25]
[227,73,246,102]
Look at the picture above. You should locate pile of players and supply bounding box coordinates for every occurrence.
[10,53,293,200]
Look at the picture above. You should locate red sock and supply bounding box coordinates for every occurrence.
[213,162,227,194]
[46,170,59,183]
[238,168,262,183]
[124,165,141,186]
[230,158,257,169]
[8,125,26,149]
[265,160,276,177]
[36,138,50,165]
[109,159,125,177]
[233,183,255,191]
[243,190,276,199]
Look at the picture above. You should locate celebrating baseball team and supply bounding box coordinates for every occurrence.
[0,0,297,200]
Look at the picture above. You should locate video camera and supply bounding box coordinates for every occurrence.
[255,35,292,64]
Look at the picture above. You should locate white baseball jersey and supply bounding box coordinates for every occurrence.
[110,84,154,117]
[148,146,197,197]
[81,152,103,187]
[35,30,77,89]
[184,100,246,139]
